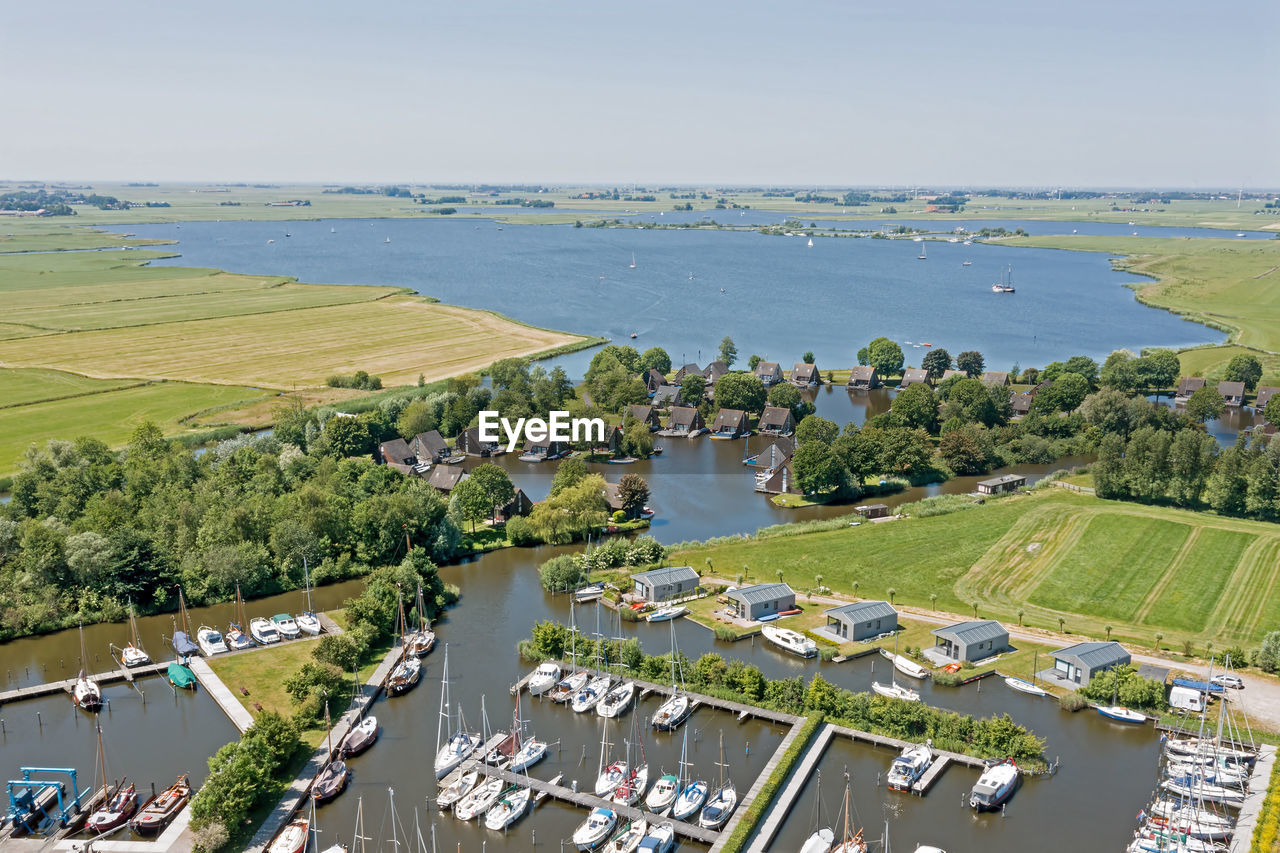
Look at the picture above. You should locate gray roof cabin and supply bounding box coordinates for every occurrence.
[673,363,703,384]
[1255,386,1279,411]
[1048,641,1131,687]
[847,366,880,390]
[757,406,796,436]
[726,582,796,621]
[644,368,668,392]
[823,600,898,642]
[976,474,1026,494]
[379,438,415,471]
[651,385,682,408]
[457,426,503,457]
[703,361,729,385]
[1010,393,1033,415]
[754,361,783,385]
[1218,380,1245,407]
[931,620,1009,663]
[710,408,750,438]
[427,464,468,493]
[746,436,796,469]
[897,368,929,389]
[1175,377,1206,401]
[790,363,819,386]
[982,371,1011,387]
[754,463,800,494]
[631,566,700,602]
[411,430,450,463]
[940,369,966,381]
[666,406,705,434]
[629,404,662,430]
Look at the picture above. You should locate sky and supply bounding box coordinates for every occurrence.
[4,0,1278,187]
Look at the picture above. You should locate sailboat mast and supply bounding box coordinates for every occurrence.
[436,644,450,753]
[303,556,314,614]
[389,787,399,852]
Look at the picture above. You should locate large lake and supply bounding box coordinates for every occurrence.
[114,218,1223,376]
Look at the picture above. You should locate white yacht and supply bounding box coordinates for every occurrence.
[572,674,613,713]
[872,681,920,702]
[645,605,687,623]
[637,823,675,853]
[527,662,561,696]
[484,786,531,831]
[271,613,301,639]
[250,617,280,645]
[454,778,503,821]
[573,807,617,851]
[296,612,321,636]
[435,769,478,810]
[196,626,229,656]
[510,737,548,773]
[644,774,679,812]
[886,743,933,791]
[761,624,818,658]
[597,681,636,718]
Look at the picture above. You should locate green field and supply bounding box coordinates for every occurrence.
[674,489,1280,648]
[0,367,138,407]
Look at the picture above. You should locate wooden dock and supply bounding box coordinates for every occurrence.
[826,723,986,769]
[1227,744,1277,853]
[0,663,166,705]
[911,754,951,795]
[468,763,719,844]
[737,722,832,853]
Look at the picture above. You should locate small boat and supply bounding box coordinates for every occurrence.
[650,694,692,730]
[1164,737,1256,765]
[454,778,504,821]
[1161,777,1246,808]
[74,669,103,711]
[886,743,933,791]
[969,759,1019,811]
[761,624,818,658]
[630,333,638,339]
[250,616,281,645]
[131,775,191,834]
[808,237,814,247]
[644,773,679,812]
[573,674,614,713]
[801,829,836,853]
[484,785,532,830]
[550,670,591,703]
[575,584,605,603]
[267,239,275,244]
[271,613,301,639]
[646,605,686,623]
[296,612,322,636]
[331,227,336,233]
[339,716,379,758]
[637,823,675,853]
[167,661,196,690]
[831,783,869,853]
[605,819,648,853]
[917,244,927,260]
[384,237,391,243]
[597,681,636,718]
[1165,760,1249,787]
[992,264,1016,293]
[435,647,482,778]
[436,769,478,809]
[961,260,972,266]
[1004,676,1048,697]
[887,652,929,679]
[122,603,151,667]
[312,760,349,804]
[510,737,548,773]
[670,780,708,822]
[611,764,649,807]
[871,681,920,702]
[1237,232,1246,237]
[196,626,228,656]
[388,656,422,695]
[225,585,255,650]
[595,760,629,797]
[574,807,618,851]
[527,662,561,696]
[630,253,636,269]
[1129,825,1224,853]
[87,781,137,834]
[1097,705,1147,723]
[268,817,309,853]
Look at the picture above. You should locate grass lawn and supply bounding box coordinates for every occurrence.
[673,489,1280,649]
[0,367,139,407]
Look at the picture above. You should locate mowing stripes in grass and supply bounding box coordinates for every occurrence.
[1140,527,1253,633]
[1027,515,1190,622]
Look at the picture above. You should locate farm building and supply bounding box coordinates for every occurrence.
[1047,641,1131,687]
[754,361,783,385]
[757,406,796,436]
[847,366,880,390]
[976,474,1026,495]
[790,363,819,387]
[726,583,796,621]
[897,368,929,389]
[929,620,1010,663]
[823,600,898,642]
[631,566,700,603]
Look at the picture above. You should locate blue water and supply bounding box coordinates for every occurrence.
[114,218,1223,377]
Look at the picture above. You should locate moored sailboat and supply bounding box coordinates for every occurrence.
[131,775,191,835]
[296,557,322,636]
[172,588,199,657]
[434,645,481,778]
[225,585,255,651]
[73,622,103,711]
[121,602,151,667]
[698,731,737,829]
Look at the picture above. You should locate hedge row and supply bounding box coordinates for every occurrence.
[1253,756,1280,853]
[718,713,825,853]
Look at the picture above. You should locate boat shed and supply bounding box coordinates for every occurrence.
[631,566,700,603]
[726,582,796,621]
[1050,641,1131,686]
[976,474,1026,495]
[930,620,1009,663]
[823,600,898,642]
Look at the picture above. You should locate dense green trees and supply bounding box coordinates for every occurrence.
[1186,385,1226,422]
[956,351,985,377]
[190,711,302,841]
[865,337,904,379]
[714,372,767,413]
[616,473,650,518]
[921,348,952,381]
[679,374,707,406]
[1224,353,1264,391]
[639,347,672,375]
[890,383,938,431]
[767,383,814,421]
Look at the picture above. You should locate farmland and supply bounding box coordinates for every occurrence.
[673,488,1280,649]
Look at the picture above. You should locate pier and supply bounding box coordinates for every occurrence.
[736,722,832,853]
[1228,744,1277,853]
[826,722,986,769]
[911,754,952,795]
[0,663,167,705]
[186,657,254,734]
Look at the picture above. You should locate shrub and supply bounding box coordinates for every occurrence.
[611,510,628,523]
[504,516,538,546]
[933,670,964,687]
[718,714,825,853]
[898,494,979,518]
[192,821,230,852]
[1060,691,1088,712]
[714,625,740,642]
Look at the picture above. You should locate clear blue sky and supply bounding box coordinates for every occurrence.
[5,0,1277,187]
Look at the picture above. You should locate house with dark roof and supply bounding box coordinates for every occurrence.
[497,488,534,522]
[673,363,703,384]
[790,363,819,387]
[757,406,796,436]
[1218,380,1246,407]
[745,436,796,468]
[982,371,1011,387]
[847,366,880,390]
[1046,641,1131,687]
[726,582,795,621]
[823,600,898,642]
[521,437,569,460]
[628,405,662,431]
[456,426,503,457]
[710,408,750,439]
[651,385,682,408]
[644,368,668,393]
[1254,386,1280,411]
[379,438,415,471]
[897,368,929,390]
[754,361,783,386]
[930,620,1009,663]
[631,566,700,602]
[1175,377,1206,402]
[665,406,705,435]
[410,430,451,464]
[427,464,468,494]
[1010,393,1033,416]
[602,481,625,513]
[976,474,1026,494]
[592,425,625,456]
[703,361,729,385]
[754,462,800,494]
[940,369,966,381]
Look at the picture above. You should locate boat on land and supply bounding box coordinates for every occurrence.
[573,807,618,850]
[226,585,255,651]
[268,817,309,853]
[886,742,933,791]
[992,265,1016,293]
[250,616,281,645]
[969,758,1019,811]
[605,818,648,853]
[436,769,478,810]
[698,732,737,829]
[271,613,301,639]
[484,784,532,831]
[434,646,482,778]
[296,557,322,636]
[131,775,191,835]
[172,588,200,657]
[196,625,228,656]
[527,661,562,696]
[339,716,379,758]
[597,681,637,718]
[167,661,196,690]
[761,624,818,658]
[454,777,504,821]
[405,583,436,656]
[646,605,687,622]
[121,602,151,667]
[73,623,103,711]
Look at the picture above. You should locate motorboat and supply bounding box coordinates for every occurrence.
[74,670,103,711]
[1161,777,1246,808]
[550,671,591,703]
[637,823,675,853]
[801,829,836,853]
[597,681,636,718]
[435,729,482,778]
[86,781,137,834]
[698,781,737,829]
[611,764,649,807]
[436,769,478,810]
[296,612,322,636]
[527,662,562,696]
[226,585,256,650]
[484,785,531,830]
[250,616,281,645]
[761,624,818,658]
[886,743,933,791]
[644,774,679,812]
[595,760,629,797]
[604,818,648,853]
[572,807,617,851]
[669,779,708,822]
[645,605,687,623]
[339,716,379,758]
[167,661,195,690]
[575,584,605,603]
[1004,676,1048,697]
[510,737,548,773]
[196,626,228,656]
[1097,705,1147,723]
[651,694,692,730]
[271,613,301,639]
[454,777,504,821]
[872,681,920,702]
[268,817,309,853]
[387,655,421,695]
[312,760,349,804]
[969,759,1019,811]
[572,674,613,713]
[131,775,191,835]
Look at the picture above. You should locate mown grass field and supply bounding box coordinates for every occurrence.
[674,489,1280,649]
[0,367,138,407]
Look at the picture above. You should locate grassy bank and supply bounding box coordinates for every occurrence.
[674,488,1280,649]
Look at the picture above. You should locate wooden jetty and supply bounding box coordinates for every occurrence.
[0,663,166,705]
[1225,744,1276,853]
[736,722,832,853]
[826,722,985,769]
[911,754,951,795]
